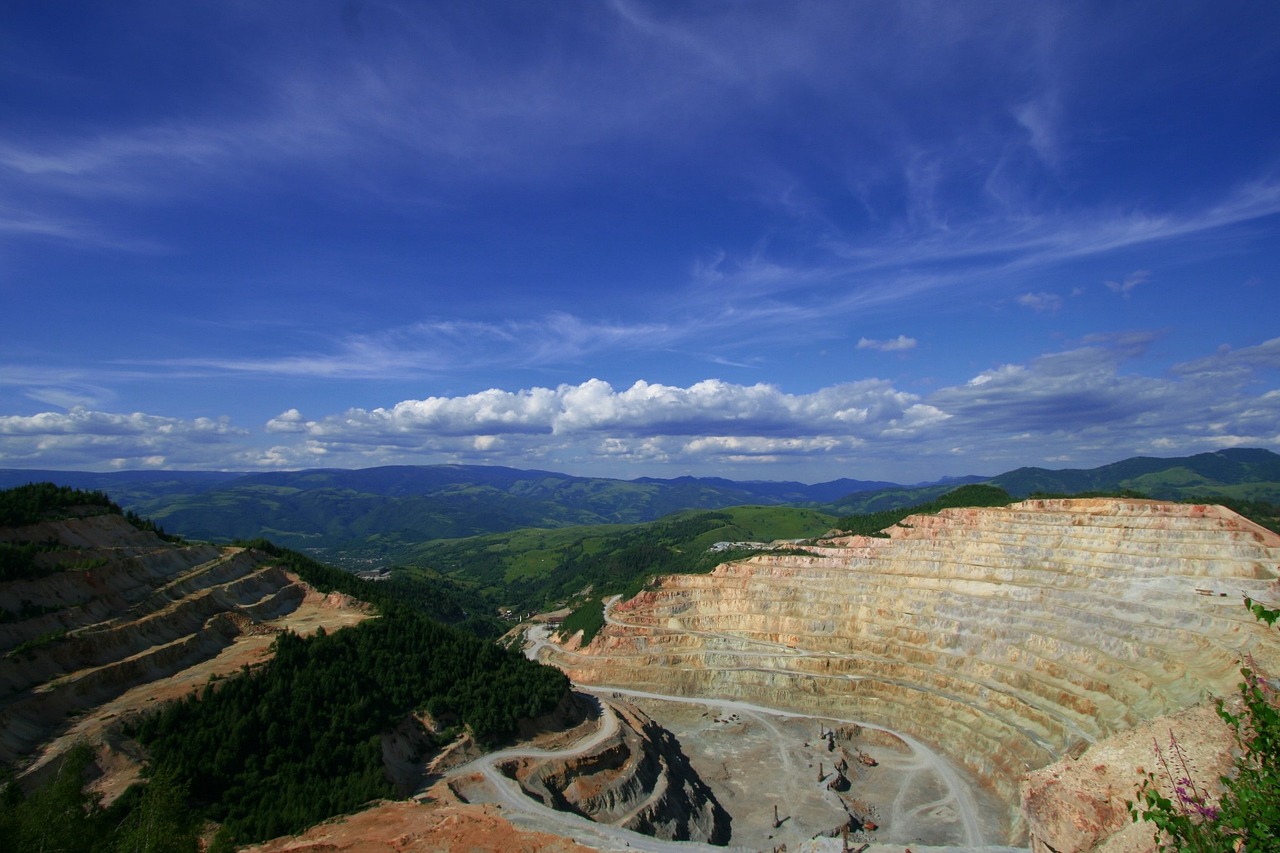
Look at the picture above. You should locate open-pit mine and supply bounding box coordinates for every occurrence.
[5,496,1280,852]
[538,498,1280,850]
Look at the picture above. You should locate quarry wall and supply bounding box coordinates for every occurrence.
[545,499,1280,840]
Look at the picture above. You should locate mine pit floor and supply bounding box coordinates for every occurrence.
[603,689,1018,851]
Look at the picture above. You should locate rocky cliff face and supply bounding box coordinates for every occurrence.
[0,510,367,777]
[543,499,1280,841]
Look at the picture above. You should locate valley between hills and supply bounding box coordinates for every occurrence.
[2,450,1280,852]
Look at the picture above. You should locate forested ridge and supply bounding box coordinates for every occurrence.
[414,504,834,616]
[134,608,568,844]
[0,488,570,850]
[0,482,179,582]
[0,481,116,526]
[2,565,569,849]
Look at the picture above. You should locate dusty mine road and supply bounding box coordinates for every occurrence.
[445,689,747,853]
[493,624,1027,852]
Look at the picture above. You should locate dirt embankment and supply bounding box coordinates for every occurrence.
[1021,700,1239,852]
[240,795,598,853]
[1,511,370,792]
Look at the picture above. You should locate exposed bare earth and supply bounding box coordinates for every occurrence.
[0,512,370,796]
[593,688,1007,850]
[541,499,1280,848]
[1021,700,1238,853]
[241,795,598,853]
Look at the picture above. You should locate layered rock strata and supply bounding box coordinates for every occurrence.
[543,499,1280,839]
[0,512,320,766]
[499,701,731,844]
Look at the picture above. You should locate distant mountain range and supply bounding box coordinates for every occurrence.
[992,447,1280,499]
[1,448,1276,562]
[821,448,1280,515]
[0,464,909,553]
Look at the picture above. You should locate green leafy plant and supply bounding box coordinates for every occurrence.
[1128,597,1280,850]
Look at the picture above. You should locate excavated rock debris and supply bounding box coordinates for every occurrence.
[500,700,731,844]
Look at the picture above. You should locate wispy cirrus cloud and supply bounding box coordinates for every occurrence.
[696,176,1280,335]
[0,206,164,252]
[1104,269,1151,297]
[1016,292,1062,313]
[1171,337,1280,380]
[132,313,681,380]
[3,2,1276,336]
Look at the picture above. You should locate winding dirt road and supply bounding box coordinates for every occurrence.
[596,685,985,848]
[445,689,750,853]
[594,596,988,845]
[515,618,1028,851]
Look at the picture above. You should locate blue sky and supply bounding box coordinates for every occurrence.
[1,1,1278,483]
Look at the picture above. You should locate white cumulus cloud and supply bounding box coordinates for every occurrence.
[0,408,247,469]
[272,378,947,452]
[857,335,917,352]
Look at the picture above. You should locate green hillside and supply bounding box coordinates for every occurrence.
[404,505,836,617]
[823,448,1280,516]
[2,449,1276,571]
[989,448,1280,501]
[100,467,860,563]
[832,484,1014,536]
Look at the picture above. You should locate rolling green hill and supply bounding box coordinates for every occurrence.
[822,448,1280,516]
[831,484,1015,536]
[0,465,893,563]
[989,448,1280,501]
[402,504,836,617]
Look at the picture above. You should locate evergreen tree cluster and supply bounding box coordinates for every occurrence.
[133,608,568,845]
[0,744,199,853]
[235,537,374,600]
[0,539,61,583]
[0,482,116,527]
[237,538,505,635]
[0,484,182,582]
